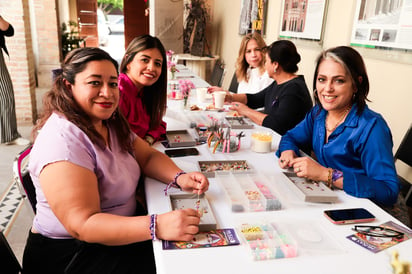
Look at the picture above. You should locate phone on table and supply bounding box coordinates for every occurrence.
[164,148,199,158]
[324,208,375,224]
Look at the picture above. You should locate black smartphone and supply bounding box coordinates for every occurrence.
[324,208,375,224]
[164,148,199,158]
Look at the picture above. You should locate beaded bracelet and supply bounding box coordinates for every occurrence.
[150,214,158,241]
[332,169,343,182]
[327,168,333,189]
[164,171,186,195]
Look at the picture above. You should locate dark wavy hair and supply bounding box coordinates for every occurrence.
[120,34,167,130]
[265,40,301,73]
[313,46,370,115]
[34,47,132,151]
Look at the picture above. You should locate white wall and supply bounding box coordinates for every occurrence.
[210,0,412,179]
[150,0,184,53]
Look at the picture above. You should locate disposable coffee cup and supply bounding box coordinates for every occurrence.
[213,91,226,109]
[197,88,207,103]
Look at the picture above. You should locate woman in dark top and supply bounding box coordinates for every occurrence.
[219,39,313,135]
[0,14,29,145]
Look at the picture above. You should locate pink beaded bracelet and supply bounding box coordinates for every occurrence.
[164,171,186,195]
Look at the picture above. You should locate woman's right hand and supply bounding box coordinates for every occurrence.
[156,209,201,241]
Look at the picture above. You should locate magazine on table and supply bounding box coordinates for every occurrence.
[162,228,240,250]
[347,221,412,253]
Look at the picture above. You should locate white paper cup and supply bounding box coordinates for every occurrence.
[197,87,208,103]
[213,91,226,109]
[251,131,273,153]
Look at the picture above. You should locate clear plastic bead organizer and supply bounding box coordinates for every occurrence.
[216,172,282,212]
[238,222,297,261]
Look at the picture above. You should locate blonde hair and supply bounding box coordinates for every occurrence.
[235,32,267,83]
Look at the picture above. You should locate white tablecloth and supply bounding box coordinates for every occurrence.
[145,67,412,274]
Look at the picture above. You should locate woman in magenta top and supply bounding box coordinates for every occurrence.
[119,35,167,145]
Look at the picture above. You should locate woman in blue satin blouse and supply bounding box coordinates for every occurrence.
[277,46,402,213]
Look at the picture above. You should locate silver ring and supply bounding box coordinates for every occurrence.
[296,168,300,172]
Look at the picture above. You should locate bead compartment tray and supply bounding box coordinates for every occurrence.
[216,173,282,212]
[225,117,254,129]
[198,160,252,178]
[168,193,217,231]
[166,130,197,148]
[283,172,338,203]
[238,222,297,261]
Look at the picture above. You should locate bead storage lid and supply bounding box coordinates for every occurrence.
[198,160,253,178]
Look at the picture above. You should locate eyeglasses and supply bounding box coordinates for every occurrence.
[352,225,404,239]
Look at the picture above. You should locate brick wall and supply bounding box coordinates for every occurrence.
[1,0,36,124]
[32,0,61,88]
[1,0,60,124]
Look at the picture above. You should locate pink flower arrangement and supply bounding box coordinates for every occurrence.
[178,79,195,100]
[166,50,179,75]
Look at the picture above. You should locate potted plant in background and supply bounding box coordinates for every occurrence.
[61,21,85,58]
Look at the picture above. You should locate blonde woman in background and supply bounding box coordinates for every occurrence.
[208,32,273,94]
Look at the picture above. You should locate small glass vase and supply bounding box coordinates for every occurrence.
[183,97,189,109]
[168,70,176,80]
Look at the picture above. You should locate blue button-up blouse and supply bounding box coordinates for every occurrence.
[277,104,399,206]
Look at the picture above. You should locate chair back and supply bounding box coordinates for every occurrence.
[395,124,412,167]
[0,231,22,274]
[228,72,239,93]
[395,124,412,210]
[13,144,36,213]
[209,60,225,87]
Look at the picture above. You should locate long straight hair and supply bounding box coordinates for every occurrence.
[236,32,267,83]
[120,35,167,130]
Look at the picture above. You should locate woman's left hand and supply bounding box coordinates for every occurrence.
[177,172,209,194]
[290,157,327,182]
[229,102,249,116]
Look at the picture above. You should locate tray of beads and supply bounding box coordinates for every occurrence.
[169,193,217,231]
[216,173,282,212]
[198,160,252,178]
[166,130,197,148]
[238,222,297,261]
[283,172,338,203]
[225,117,254,129]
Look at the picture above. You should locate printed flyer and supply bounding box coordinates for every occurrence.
[162,228,240,250]
[347,221,412,253]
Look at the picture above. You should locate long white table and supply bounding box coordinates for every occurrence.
[145,67,412,274]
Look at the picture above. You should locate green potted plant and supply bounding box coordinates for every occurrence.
[61,21,85,58]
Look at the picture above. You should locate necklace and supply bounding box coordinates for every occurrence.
[325,107,351,133]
